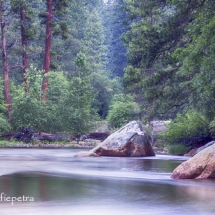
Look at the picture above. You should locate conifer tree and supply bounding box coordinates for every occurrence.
[83,7,111,118]
[41,0,69,100]
[122,0,193,120]
[83,8,106,73]
[102,0,127,77]
[0,0,12,119]
[10,0,39,91]
[169,0,215,119]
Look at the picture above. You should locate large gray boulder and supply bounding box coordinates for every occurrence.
[171,144,215,179]
[75,121,155,157]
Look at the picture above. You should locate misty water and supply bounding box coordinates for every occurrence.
[0,148,215,215]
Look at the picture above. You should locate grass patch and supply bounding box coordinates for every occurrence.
[168,144,188,155]
[0,140,94,148]
[0,140,23,147]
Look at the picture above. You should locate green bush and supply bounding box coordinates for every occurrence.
[11,67,46,131]
[11,59,97,136]
[168,144,188,155]
[0,77,11,134]
[107,94,140,128]
[209,119,215,137]
[0,140,21,147]
[162,112,211,148]
[0,115,11,135]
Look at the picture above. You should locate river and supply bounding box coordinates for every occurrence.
[0,148,215,215]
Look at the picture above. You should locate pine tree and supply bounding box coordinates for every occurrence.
[83,7,112,118]
[41,0,69,100]
[83,8,106,73]
[169,0,215,119]
[102,0,127,77]
[50,0,89,73]
[0,0,12,119]
[122,0,194,120]
[10,0,39,91]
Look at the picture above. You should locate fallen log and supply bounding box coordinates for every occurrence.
[7,128,109,144]
[87,132,109,141]
[11,128,71,143]
[33,132,70,142]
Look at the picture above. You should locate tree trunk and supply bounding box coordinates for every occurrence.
[20,8,29,92]
[42,0,53,101]
[0,3,12,119]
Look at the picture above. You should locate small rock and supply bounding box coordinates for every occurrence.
[74,151,99,157]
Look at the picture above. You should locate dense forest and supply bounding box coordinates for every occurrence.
[0,0,215,148]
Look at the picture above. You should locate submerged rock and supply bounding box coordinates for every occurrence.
[171,144,215,179]
[75,121,155,157]
[74,151,99,157]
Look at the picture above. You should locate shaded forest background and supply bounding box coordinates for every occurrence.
[0,0,215,148]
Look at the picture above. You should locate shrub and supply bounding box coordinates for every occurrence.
[0,78,11,134]
[162,112,211,148]
[168,144,188,155]
[209,119,215,137]
[11,67,46,131]
[11,60,97,136]
[107,94,140,128]
[0,115,11,135]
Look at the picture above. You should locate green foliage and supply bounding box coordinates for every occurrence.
[209,119,215,137]
[41,0,70,40]
[83,8,106,71]
[122,0,181,119]
[0,77,11,134]
[107,94,140,128]
[102,0,127,77]
[0,116,11,134]
[11,66,68,132]
[11,0,39,40]
[172,1,215,120]
[1,1,122,136]
[122,0,215,121]
[162,112,211,148]
[1,0,215,145]
[59,53,97,136]
[11,66,45,130]
[0,140,24,147]
[168,144,188,155]
[44,71,69,132]
[91,74,123,118]
[11,61,97,136]
[82,7,120,118]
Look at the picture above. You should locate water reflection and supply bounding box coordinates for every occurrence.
[0,149,214,215]
[1,172,215,215]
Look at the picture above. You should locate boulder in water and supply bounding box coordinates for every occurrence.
[75,121,155,157]
[185,141,215,157]
[171,144,215,179]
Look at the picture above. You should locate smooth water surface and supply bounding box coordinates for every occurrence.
[0,148,215,215]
